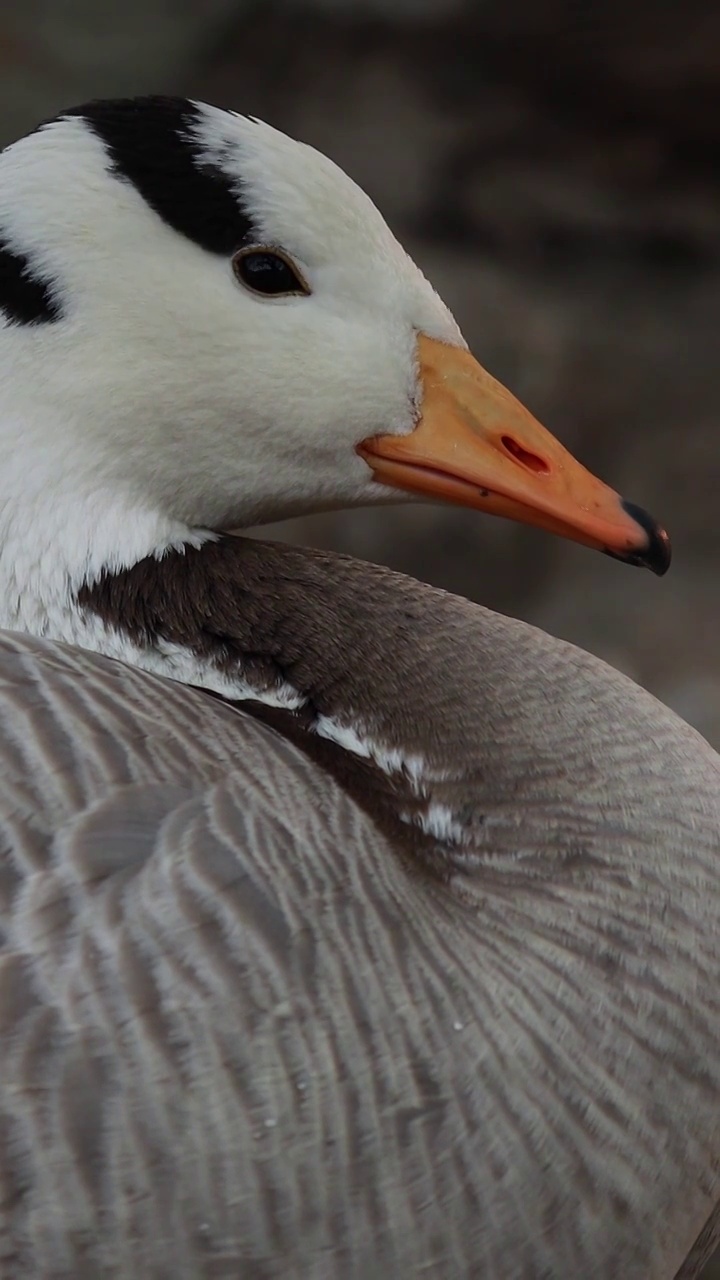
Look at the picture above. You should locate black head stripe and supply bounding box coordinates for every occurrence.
[0,239,61,326]
[63,96,254,256]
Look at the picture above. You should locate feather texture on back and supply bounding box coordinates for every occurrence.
[1,572,719,1278]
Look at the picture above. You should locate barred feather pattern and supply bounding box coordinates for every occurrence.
[0,618,719,1280]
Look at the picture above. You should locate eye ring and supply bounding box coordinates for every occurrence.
[232,245,310,299]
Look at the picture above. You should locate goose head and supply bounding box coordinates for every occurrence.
[0,95,669,638]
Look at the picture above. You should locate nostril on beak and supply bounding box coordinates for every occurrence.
[501,436,550,474]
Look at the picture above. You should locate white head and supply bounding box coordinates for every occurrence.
[0,96,665,637]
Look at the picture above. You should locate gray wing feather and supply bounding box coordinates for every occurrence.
[0,630,719,1279]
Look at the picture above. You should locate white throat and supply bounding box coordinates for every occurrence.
[0,458,204,644]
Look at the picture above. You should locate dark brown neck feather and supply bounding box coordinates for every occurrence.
[76,532,693,887]
[77,534,484,869]
[77,534,474,744]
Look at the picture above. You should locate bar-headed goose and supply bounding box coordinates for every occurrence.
[0,97,717,1280]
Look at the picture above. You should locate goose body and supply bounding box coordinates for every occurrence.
[0,98,717,1278]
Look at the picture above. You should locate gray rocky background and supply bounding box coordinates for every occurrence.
[1,1,718,1273]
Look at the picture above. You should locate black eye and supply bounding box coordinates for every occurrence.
[232,248,309,298]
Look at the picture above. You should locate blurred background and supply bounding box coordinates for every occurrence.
[1,1,718,1271]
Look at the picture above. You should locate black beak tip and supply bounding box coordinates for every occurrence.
[603,500,672,576]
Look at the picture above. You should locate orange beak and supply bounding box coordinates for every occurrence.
[358,334,670,574]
